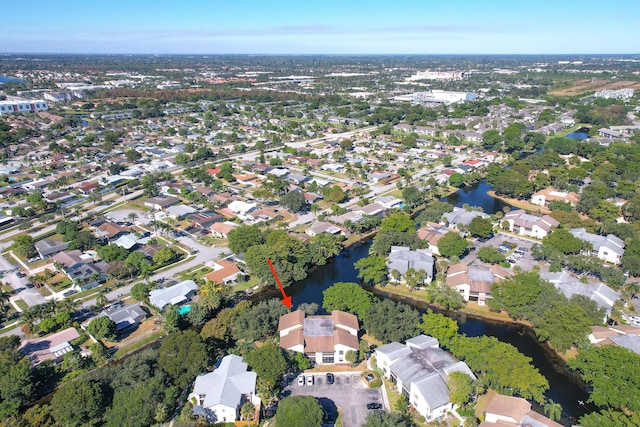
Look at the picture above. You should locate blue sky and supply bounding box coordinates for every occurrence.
[1,0,639,54]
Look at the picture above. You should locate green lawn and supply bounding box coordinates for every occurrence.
[14,299,28,311]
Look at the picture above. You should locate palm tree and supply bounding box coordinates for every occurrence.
[0,285,10,313]
[543,399,562,422]
[127,211,139,224]
[59,297,80,314]
[96,292,108,307]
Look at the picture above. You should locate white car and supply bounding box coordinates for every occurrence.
[306,375,314,386]
[298,376,305,386]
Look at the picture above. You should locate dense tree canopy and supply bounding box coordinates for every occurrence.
[437,232,468,258]
[87,316,117,341]
[569,345,640,413]
[355,256,388,284]
[233,299,289,341]
[468,216,493,238]
[158,330,208,388]
[245,342,288,398]
[322,282,376,319]
[380,211,416,233]
[364,299,420,343]
[275,396,324,427]
[228,225,265,254]
[51,379,107,427]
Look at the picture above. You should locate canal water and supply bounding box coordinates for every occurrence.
[441,180,509,214]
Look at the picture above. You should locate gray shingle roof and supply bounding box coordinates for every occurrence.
[192,354,257,410]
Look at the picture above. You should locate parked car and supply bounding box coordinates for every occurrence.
[326,373,334,385]
[16,271,26,278]
[365,373,375,382]
[297,376,305,386]
[367,403,382,410]
[63,289,78,297]
[306,375,314,386]
[25,282,34,288]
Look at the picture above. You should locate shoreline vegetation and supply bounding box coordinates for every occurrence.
[486,190,551,214]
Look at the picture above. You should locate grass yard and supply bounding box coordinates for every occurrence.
[14,299,28,311]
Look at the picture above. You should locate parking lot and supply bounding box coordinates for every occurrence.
[466,232,540,272]
[284,372,385,427]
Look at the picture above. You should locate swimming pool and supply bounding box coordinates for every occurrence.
[178,305,191,315]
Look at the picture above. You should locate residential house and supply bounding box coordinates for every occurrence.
[480,393,562,427]
[502,210,559,239]
[149,280,199,310]
[306,221,347,237]
[588,325,640,355]
[530,188,579,207]
[375,196,404,210]
[98,302,147,332]
[417,222,458,255]
[113,233,146,250]
[144,196,180,211]
[75,181,99,194]
[188,354,261,423]
[446,263,510,305]
[227,200,257,221]
[53,250,106,290]
[441,207,489,229]
[19,327,80,366]
[165,204,198,220]
[204,260,242,285]
[569,228,625,264]
[278,310,359,365]
[34,239,69,259]
[540,271,620,319]
[387,246,434,285]
[95,222,131,241]
[375,335,475,421]
[209,221,238,239]
[191,213,224,231]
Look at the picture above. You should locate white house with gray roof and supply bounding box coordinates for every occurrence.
[387,246,434,285]
[540,271,620,320]
[375,335,475,421]
[441,207,489,229]
[569,228,625,264]
[188,354,260,423]
[98,302,147,332]
[149,280,198,310]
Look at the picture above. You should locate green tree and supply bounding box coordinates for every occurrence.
[13,235,37,259]
[447,371,474,406]
[543,399,562,422]
[153,247,179,265]
[380,211,415,233]
[86,316,117,341]
[228,225,265,254]
[449,173,464,187]
[245,342,288,398]
[542,229,583,255]
[275,396,324,427]
[477,246,505,264]
[363,299,420,343]
[363,410,414,427]
[437,232,468,258]
[418,310,460,347]
[568,345,640,413]
[51,379,107,427]
[355,256,388,285]
[280,190,308,212]
[468,217,493,238]
[322,185,347,203]
[233,299,289,341]
[322,282,376,319]
[158,330,208,388]
[241,401,256,424]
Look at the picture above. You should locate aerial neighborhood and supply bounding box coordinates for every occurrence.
[0,53,639,427]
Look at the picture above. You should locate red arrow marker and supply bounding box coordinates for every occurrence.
[267,258,292,309]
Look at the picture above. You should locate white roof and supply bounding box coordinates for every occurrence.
[149,280,198,310]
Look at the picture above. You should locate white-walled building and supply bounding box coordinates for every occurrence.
[502,210,559,239]
[0,99,48,115]
[569,228,625,264]
[375,335,475,422]
[188,354,260,423]
[278,310,358,365]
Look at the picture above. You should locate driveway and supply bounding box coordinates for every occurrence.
[284,372,384,427]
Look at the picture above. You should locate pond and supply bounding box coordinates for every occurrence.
[565,127,590,140]
[441,180,509,214]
